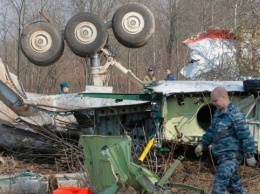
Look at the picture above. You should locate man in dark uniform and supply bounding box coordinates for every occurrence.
[195,86,257,194]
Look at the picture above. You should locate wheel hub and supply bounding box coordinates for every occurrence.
[122,12,144,34]
[75,22,97,44]
[30,31,52,52]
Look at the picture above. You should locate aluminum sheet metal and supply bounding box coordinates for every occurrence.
[25,93,149,112]
[151,81,244,95]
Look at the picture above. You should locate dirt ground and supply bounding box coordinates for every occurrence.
[161,150,260,194]
[116,155,260,194]
[170,159,260,194]
[0,152,70,175]
[0,149,260,194]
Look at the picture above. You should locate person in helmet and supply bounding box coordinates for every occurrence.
[59,82,70,94]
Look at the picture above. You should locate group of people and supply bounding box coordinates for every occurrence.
[58,66,175,94]
[143,67,175,82]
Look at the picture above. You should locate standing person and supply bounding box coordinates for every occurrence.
[195,86,257,194]
[164,68,175,80]
[59,82,70,94]
[143,67,156,82]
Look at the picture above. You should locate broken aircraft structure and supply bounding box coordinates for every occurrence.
[0,3,260,193]
[0,3,259,155]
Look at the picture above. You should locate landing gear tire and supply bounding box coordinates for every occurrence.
[64,12,108,57]
[21,22,64,66]
[243,80,260,94]
[112,3,155,48]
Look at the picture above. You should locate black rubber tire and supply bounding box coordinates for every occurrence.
[64,12,108,57]
[21,22,64,66]
[243,80,260,93]
[112,3,155,48]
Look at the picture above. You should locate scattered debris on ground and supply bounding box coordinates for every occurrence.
[0,146,259,194]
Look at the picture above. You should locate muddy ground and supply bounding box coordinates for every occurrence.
[0,147,259,194]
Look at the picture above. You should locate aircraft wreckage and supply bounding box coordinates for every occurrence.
[0,2,260,156]
[1,2,260,193]
[1,55,260,154]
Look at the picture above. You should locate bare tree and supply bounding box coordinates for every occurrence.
[1,0,260,93]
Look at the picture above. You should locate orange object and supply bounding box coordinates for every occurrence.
[53,187,92,194]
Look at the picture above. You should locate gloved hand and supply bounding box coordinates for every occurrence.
[195,144,203,157]
[246,157,257,166]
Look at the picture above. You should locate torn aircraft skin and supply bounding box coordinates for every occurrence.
[1,3,260,159]
[0,58,149,152]
[0,57,260,154]
[181,28,239,80]
[4,3,260,193]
